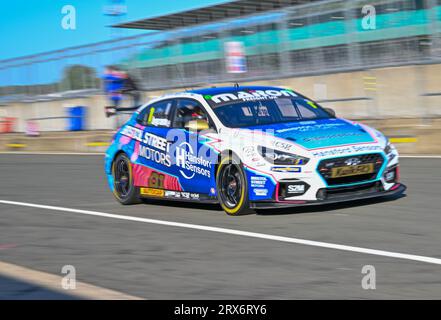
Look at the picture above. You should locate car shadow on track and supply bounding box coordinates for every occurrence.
[256,194,407,216]
[141,198,224,212]
[140,193,407,216]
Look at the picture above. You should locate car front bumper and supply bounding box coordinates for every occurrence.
[250,183,406,209]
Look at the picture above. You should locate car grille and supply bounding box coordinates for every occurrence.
[317,153,384,186]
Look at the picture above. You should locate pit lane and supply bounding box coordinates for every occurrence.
[0,154,440,299]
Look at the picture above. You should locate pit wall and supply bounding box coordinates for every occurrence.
[1,64,441,132]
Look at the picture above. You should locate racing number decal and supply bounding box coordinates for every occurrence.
[148,171,165,188]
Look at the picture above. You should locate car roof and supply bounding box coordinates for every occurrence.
[187,85,289,96]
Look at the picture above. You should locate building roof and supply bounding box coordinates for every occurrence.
[113,0,314,30]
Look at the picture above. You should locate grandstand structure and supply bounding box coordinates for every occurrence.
[0,0,440,98]
[116,0,441,90]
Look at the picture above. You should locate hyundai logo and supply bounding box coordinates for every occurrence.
[345,158,362,166]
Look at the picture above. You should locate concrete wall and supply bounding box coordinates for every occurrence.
[1,64,440,133]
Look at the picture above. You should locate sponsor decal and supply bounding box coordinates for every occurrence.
[121,126,172,167]
[181,192,190,199]
[303,132,365,142]
[175,142,212,179]
[165,190,180,198]
[276,122,344,133]
[385,170,395,182]
[209,187,216,195]
[148,172,165,188]
[121,125,143,141]
[190,193,200,200]
[253,189,269,196]
[139,144,171,167]
[207,89,298,105]
[250,176,267,188]
[331,164,374,178]
[150,117,170,127]
[140,188,164,197]
[243,146,256,157]
[242,146,266,166]
[271,166,302,173]
[163,191,204,200]
[287,184,305,194]
[271,140,292,151]
[311,145,382,157]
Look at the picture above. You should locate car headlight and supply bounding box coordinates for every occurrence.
[257,146,309,165]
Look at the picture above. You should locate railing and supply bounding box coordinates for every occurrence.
[0,0,441,99]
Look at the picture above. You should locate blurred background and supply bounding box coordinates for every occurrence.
[0,0,440,153]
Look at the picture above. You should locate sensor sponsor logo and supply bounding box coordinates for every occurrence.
[175,142,212,179]
[311,145,382,157]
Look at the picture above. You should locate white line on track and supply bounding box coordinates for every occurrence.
[0,261,142,300]
[400,155,441,159]
[1,199,441,266]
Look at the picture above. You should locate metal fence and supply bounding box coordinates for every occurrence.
[0,0,440,102]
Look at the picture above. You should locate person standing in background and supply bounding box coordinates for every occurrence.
[102,65,126,127]
[103,65,125,110]
[119,68,141,108]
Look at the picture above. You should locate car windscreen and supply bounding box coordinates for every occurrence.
[212,98,332,128]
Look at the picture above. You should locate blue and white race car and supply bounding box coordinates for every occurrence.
[105,86,406,215]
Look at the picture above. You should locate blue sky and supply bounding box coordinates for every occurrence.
[0,0,230,60]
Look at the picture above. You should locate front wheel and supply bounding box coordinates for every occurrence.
[111,153,140,205]
[216,155,254,216]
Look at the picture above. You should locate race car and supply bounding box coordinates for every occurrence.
[105,85,406,215]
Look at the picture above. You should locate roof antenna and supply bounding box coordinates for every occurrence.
[234,83,240,88]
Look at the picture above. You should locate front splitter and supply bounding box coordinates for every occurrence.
[250,184,407,209]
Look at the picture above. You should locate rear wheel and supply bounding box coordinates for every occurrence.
[216,155,254,216]
[112,153,140,205]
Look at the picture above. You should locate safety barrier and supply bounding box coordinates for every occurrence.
[0,117,16,134]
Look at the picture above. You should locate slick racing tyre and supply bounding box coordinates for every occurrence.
[216,154,254,216]
[112,153,140,205]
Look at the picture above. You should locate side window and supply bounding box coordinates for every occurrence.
[295,101,320,119]
[137,100,174,127]
[173,99,213,130]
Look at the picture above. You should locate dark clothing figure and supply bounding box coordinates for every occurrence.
[121,73,141,107]
[102,68,125,108]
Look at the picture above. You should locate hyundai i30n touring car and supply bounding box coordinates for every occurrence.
[105,86,406,215]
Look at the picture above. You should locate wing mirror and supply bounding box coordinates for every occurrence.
[185,119,210,131]
[324,107,336,117]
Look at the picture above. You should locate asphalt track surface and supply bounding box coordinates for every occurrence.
[0,154,441,299]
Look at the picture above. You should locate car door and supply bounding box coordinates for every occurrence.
[133,99,182,193]
[166,98,218,195]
